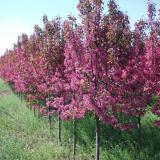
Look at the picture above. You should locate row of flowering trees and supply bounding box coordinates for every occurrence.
[0,0,160,159]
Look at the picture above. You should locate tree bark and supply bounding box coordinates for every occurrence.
[137,115,141,149]
[58,112,61,145]
[73,118,76,160]
[33,109,36,116]
[95,116,100,160]
[48,106,52,131]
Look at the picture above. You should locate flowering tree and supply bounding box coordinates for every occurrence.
[1,0,160,159]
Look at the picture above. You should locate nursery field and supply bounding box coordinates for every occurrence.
[0,79,160,160]
[1,1,160,160]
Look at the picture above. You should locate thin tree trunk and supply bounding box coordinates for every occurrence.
[48,106,52,131]
[95,116,100,160]
[73,118,76,160]
[137,115,141,149]
[20,93,23,102]
[58,112,61,145]
[47,94,52,131]
[19,93,22,102]
[33,109,36,116]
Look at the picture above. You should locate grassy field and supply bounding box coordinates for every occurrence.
[0,79,160,160]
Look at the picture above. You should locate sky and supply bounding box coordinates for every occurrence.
[0,0,160,56]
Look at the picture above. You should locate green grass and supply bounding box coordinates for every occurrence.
[0,80,70,160]
[0,79,160,160]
